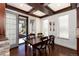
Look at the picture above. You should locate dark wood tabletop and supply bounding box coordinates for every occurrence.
[26,37,49,45]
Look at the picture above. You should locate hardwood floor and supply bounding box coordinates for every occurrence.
[10,44,77,56]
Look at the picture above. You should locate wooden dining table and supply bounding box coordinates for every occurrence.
[26,37,48,55]
[26,37,49,46]
[25,36,54,55]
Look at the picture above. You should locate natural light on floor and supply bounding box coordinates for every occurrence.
[19,38,25,44]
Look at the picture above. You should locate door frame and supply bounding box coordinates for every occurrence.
[17,15,28,45]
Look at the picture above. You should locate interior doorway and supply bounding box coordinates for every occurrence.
[18,15,28,44]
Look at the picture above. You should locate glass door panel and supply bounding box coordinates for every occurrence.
[18,15,28,44]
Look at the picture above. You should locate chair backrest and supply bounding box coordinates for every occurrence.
[28,33,35,40]
[37,33,43,38]
[40,36,48,41]
[33,36,48,49]
[40,40,47,48]
[33,40,47,49]
[49,35,55,41]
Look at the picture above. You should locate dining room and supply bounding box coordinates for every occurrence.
[0,3,78,56]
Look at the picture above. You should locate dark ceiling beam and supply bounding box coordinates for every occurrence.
[71,3,77,9]
[27,3,50,15]
[6,3,77,19]
[5,4,41,18]
[54,3,77,14]
[45,6,54,15]
[27,3,49,17]
[40,3,77,18]
[28,8,35,13]
[40,7,71,18]
[29,8,37,14]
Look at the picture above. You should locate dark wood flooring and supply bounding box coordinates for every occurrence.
[10,44,77,56]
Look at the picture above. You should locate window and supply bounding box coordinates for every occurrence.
[42,20,48,36]
[30,20,36,33]
[59,15,69,38]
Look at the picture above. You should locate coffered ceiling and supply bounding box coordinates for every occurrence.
[6,3,77,18]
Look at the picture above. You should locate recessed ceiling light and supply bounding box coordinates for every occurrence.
[7,3,33,12]
[48,3,70,11]
[33,10,46,16]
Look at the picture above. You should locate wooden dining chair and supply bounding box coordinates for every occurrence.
[28,33,36,40]
[37,33,43,38]
[33,36,48,56]
[45,35,55,54]
[26,33,36,46]
[48,35,55,47]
